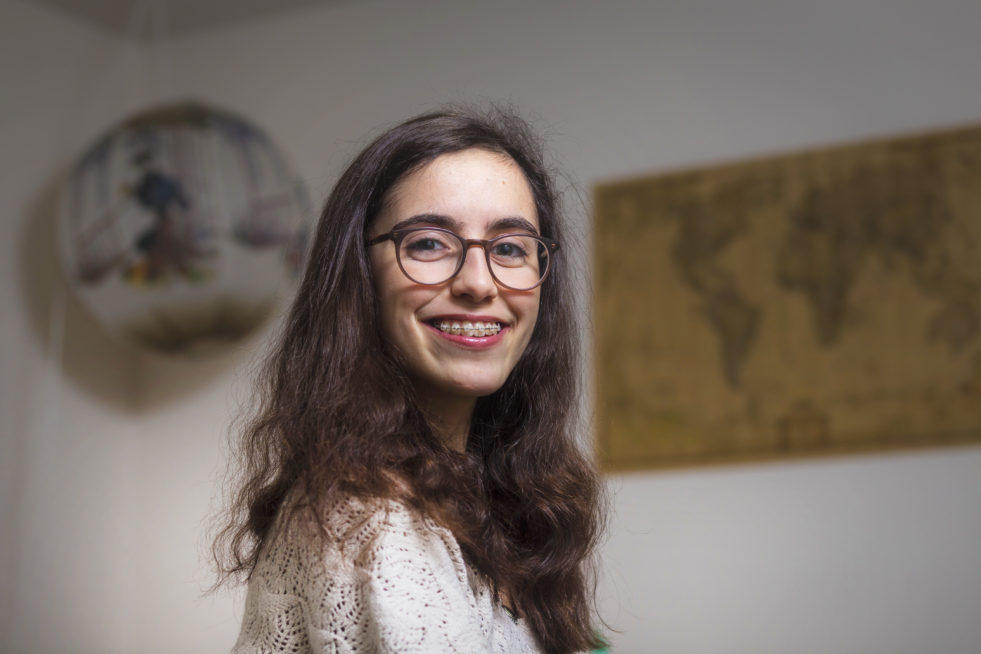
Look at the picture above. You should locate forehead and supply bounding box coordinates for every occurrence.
[377,148,539,234]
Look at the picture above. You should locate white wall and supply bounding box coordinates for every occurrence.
[0,2,144,652]
[3,0,981,652]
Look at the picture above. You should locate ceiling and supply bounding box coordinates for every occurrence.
[33,0,342,39]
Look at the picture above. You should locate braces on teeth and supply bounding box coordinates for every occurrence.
[435,320,502,337]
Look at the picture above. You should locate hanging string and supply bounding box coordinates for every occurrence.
[147,0,175,103]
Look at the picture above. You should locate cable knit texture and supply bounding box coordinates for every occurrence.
[233,496,542,653]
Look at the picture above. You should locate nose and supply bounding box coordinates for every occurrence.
[450,244,498,301]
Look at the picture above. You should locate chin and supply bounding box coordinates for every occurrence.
[449,383,505,399]
[435,374,509,399]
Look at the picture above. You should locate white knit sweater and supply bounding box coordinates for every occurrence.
[232,496,542,653]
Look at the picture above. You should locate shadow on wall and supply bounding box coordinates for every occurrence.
[17,166,250,412]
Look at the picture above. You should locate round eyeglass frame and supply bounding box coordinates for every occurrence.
[367,226,559,291]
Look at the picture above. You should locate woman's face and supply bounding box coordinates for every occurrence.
[369,148,541,403]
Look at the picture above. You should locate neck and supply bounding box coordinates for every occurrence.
[417,391,476,453]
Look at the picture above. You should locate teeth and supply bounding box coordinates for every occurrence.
[436,320,502,337]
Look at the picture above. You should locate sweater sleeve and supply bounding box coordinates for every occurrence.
[233,498,538,654]
[357,503,492,653]
[299,500,493,654]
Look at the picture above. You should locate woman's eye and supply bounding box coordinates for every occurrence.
[492,240,529,259]
[402,232,457,260]
[406,237,444,251]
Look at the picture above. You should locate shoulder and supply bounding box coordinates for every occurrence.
[269,493,456,564]
[236,494,494,652]
[248,493,476,607]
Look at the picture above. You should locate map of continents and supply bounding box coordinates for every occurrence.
[594,126,981,470]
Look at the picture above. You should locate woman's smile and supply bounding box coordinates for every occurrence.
[430,317,504,338]
[424,314,510,348]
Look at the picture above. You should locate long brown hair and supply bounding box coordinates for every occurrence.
[215,107,603,653]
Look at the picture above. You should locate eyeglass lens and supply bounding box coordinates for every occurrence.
[398,229,547,290]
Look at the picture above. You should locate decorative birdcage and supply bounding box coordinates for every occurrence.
[60,101,311,356]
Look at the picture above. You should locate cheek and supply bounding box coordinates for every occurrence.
[377,287,413,348]
[371,255,410,325]
[375,279,438,346]
[516,293,542,348]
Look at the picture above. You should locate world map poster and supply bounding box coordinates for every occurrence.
[594,124,981,471]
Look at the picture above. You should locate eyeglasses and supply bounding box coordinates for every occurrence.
[367,226,559,291]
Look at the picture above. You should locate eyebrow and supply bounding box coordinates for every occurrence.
[390,214,541,235]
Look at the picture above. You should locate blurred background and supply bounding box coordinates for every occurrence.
[2,0,980,652]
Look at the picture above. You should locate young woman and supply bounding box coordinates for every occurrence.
[216,108,603,653]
